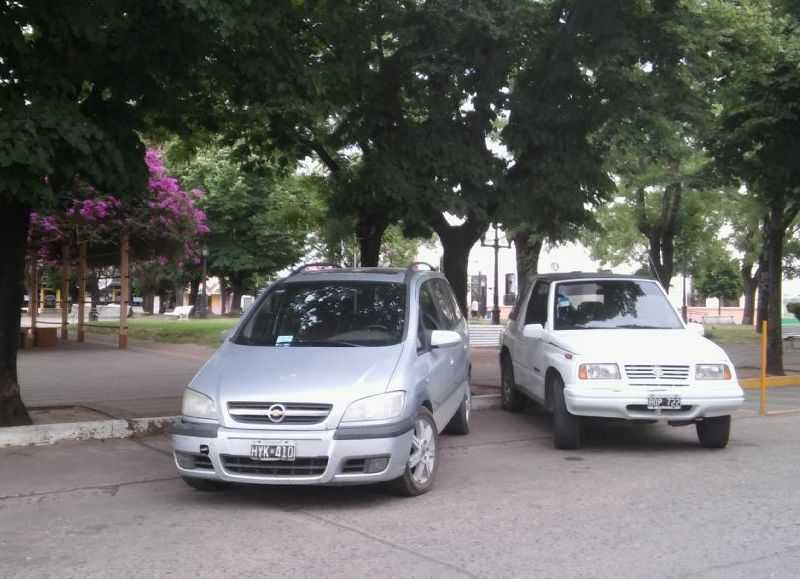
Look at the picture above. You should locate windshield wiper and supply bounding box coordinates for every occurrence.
[614,324,664,329]
[291,340,358,347]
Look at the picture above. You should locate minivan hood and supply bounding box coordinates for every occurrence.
[552,329,730,364]
[191,342,405,404]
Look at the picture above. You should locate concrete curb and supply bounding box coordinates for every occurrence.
[0,416,180,448]
[1,398,503,448]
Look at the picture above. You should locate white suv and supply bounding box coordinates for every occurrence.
[172,263,470,496]
[500,273,744,449]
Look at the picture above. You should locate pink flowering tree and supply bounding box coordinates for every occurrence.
[27,149,210,313]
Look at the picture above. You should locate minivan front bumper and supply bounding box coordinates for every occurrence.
[172,419,413,485]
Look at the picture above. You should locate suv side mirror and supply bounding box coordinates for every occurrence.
[219,329,232,343]
[686,322,704,336]
[430,330,462,349]
[523,323,544,339]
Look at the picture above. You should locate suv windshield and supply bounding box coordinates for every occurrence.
[235,281,406,347]
[553,280,683,330]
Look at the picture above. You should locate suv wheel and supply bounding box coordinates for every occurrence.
[182,476,227,492]
[696,415,731,448]
[444,384,471,435]
[501,356,526,412]
[390,407,439,496]
[553,376,580,450]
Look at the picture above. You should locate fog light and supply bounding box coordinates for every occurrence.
[175,451,196,469]
[364,457,390,473]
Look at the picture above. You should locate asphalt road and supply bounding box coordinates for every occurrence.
[2,408,799,578]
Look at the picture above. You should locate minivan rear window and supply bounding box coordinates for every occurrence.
[235,282,406,347]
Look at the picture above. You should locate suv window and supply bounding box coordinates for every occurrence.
[524,281,550,325]
[236,281,406,347]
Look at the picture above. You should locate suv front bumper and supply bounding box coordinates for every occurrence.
[172,419,413,486]
[563,382,745,421]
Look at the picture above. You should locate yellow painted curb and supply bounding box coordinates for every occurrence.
[739,376,800,389]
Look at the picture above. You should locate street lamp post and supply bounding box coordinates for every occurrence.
[480,224,512,325]
[199,244,209,319]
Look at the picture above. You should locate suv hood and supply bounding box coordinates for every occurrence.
[552,329,730,364]
[191,342,405,403]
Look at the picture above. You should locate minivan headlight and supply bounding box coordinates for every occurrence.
[696,364,732,380]
[341,391,405,423]
[578,363,621,380]
[182,388,218,419]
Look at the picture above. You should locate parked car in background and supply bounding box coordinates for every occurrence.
[173,263,470,496]
[500,273,744,450]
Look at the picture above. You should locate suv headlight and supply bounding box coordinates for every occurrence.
[696,364,732,380]
[341,391,405,423]
[182,388,218,419]
[578,363,621,380]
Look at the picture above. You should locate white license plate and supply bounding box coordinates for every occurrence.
[250,442,295,461]
[647,394,682,409]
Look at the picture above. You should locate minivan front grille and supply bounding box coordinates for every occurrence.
[221,455,328,477]
[625,365,690,381]
[227,402,332,425]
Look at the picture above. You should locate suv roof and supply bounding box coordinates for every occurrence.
[531,271,657,283]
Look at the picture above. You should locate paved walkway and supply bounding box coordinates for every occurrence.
[16,331,800,420]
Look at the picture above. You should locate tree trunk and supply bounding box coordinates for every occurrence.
[0,198,32,426]
[740,260,759,326]
[188,278,200,307]
[143,291,156,314]
[356,215,389,267]
[764,208,784,375]
[636,183,680,291]
[431,215,486,316]
[512,230,543,300]
[229,274,247,316]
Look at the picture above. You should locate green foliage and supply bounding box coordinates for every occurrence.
[693,251,744,304]
[167,143,322,292]
[787,302,800,321]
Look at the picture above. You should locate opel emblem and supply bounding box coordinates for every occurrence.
[267,404,286,423]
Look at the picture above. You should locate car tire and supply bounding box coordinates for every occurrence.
[181,476,227,492]
[553,376,580,450]
[444,385,471,435]
[389,407,439,497]
[501,356,526,412]
[696,415,731,448]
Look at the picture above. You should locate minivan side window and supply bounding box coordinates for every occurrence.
[417,281,441,350]
[432,279,462,331]
[524,281,550,325]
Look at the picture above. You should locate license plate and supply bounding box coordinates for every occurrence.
[647,394,682,409]
[250,442,295,461]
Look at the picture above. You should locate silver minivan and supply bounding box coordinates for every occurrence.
[172,264,471,496]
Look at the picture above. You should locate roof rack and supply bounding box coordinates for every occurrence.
[286,262,342,278]
[404,262,437,282]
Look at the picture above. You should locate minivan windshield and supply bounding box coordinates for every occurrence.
[235,281,406,347]
[553,280,683,330]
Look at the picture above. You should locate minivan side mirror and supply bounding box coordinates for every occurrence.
[686,322,705,336]
[523,323,544,339]
[430,330,462,349]
[219,329,232,343]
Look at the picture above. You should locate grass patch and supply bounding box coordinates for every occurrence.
[703,324,760,345]
[80,317,239,348]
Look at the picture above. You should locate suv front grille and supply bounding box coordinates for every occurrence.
[227,402,332,425]
[221,455,328,477]
[625,365,690,381]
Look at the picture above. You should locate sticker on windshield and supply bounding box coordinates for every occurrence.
[276,335,293,346]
